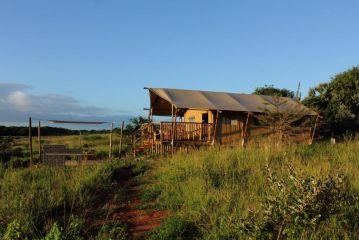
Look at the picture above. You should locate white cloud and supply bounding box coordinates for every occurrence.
[7,91,29,110]
[0,82,133,126]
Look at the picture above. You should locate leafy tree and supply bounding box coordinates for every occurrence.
[256,96,312,145]
[253,85,295,98]
[124,116,147,133]
[303,66,359,135]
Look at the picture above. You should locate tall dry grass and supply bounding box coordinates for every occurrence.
[146,141,359,239]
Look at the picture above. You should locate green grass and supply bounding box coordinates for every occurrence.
[12,133,132,162]
[0,158,130,239]
[145,141,359,239]
[3,135,359,239]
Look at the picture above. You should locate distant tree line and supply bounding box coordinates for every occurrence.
[0,126,81,136]
[0,125,116,136]
[0,116,148,137]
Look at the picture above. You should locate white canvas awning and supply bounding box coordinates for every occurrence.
[148,88,318,116]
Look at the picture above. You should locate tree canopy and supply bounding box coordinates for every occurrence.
[253,85,295,98]
[303,66,359,135]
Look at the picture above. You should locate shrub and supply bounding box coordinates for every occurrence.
[2,220,24,240]
[240,166,359,239]
[43,222,62,240]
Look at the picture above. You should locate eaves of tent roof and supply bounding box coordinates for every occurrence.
[148,88,317,116]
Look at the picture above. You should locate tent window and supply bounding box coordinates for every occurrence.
[222,116,238,126]
[231,119,238,126]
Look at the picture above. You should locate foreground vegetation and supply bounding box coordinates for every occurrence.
[145,141,359,239]
[1,134,359,239]
[0,159,132,239]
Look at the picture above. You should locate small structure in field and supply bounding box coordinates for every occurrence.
[133,88,318,155]
[27,118,122,166]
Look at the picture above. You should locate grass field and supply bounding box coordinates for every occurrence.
[7,133,132,166]
[143,141,359,239]
[1,135,359,239]
[0,158,132,239]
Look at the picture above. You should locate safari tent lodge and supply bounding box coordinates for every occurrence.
[133,88,318,154]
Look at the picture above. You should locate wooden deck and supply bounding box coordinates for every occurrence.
[133,122,214,155]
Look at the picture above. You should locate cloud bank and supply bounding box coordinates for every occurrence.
[0,82,132,128]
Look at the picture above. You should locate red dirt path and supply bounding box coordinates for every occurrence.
[89,165,168,239]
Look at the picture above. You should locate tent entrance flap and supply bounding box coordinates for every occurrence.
[150,90,174,116]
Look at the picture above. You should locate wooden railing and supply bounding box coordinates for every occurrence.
[146,122,214,142]
[132,121,214,156]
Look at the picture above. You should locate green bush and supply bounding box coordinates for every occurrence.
[2,220,25,240]
[43,222,62,240]
[240,166,359,239]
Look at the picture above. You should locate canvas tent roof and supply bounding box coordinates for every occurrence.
[148,88,317,116]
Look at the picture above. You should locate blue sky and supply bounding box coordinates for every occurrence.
[1,1,358,127]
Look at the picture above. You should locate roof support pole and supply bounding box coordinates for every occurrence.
[310,115,319,145]
[148,107,153,123]
[212,110,220,146]
[160,122,163,156]
[242,112,250,147]
[171,105,177,155]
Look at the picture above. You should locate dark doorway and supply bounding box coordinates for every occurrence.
[202,113,208,123]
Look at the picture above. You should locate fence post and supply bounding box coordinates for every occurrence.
[109,122,113,159]
[119,121,124,157]
[38,120,41,162]
[29,117,33,166]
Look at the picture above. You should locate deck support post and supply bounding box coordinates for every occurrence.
[160,122,163,155]
[171,105,177,155]
[310,115,319,144]
[29,117,33,166]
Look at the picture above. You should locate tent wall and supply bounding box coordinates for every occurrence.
[217,112,246,145]
[184,109,215,124]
